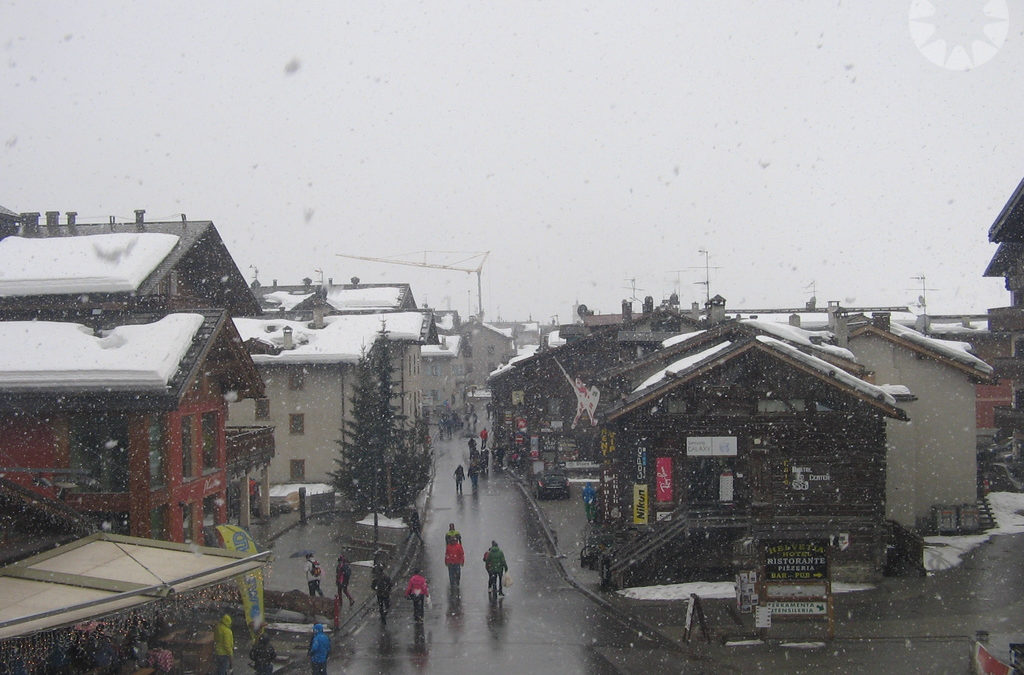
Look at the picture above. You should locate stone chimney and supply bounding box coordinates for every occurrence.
[621,300,633,323]
[20,212,40,236]
[65,211,77,231]
[690,302,701,321]
[706,295,727,326]
[45,210,60,230]
[643,296,654,314]
[829,305,849,347]
[871,312,891,332]
[312,289,326,329]
[668,292,680,309]
[282,326,294,350]
[789,313,801,328]
[134,209,145,231]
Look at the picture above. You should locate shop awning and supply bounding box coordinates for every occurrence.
[0,532,270,640]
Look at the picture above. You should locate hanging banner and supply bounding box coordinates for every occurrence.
[216,525,266,636]
[633,483,649,524]
[553,358,600,427]
[656,457,673,502]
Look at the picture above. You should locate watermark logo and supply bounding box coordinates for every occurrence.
[908,0,1009,70]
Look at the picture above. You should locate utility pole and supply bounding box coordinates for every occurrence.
[910,275,939,314]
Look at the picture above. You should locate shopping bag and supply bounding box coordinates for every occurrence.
[502,571,513,588]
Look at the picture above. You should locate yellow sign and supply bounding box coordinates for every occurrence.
[215,525,266,636]
[633,483,649,524]
[512,390,525,405]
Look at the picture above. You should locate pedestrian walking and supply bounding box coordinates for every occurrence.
[445,522,462,545]
[308,623,330,674]
[249,630,276,675]
[445,537,465,587]
[471,411,478,433]
[408,508,423,541]
[479,427,489,450]
[405,569,430,622]
[335,553,354,608]
[453,464,465,495]
[468,461,480,491]
[495,445,505,469]
[212,614,234,675]
[483,541,508,597]
[371,569,393,624]
[582,482,597,523]
[468,437,477,454]
[305,553,325,597]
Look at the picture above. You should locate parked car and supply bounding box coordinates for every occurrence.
[536,469,570,500]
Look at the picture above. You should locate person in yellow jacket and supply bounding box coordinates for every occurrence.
[213,613,234,675]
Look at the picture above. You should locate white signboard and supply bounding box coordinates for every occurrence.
[686,436,738,457]
[767,600,827,615]
[755,606,772,628]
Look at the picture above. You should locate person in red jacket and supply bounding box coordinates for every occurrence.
[405,569,430,622]
[445,538,465,588]
[479,427,489,450]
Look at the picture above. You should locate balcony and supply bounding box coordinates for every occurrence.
[994,406,1024,433]
[226,425,275,477]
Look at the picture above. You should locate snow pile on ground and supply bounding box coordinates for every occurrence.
[0,232,179,295]
[0,314,203,389]
[267,483,335,497]
[618,581,873,601]
[924,491,1024,572]
[356,513,407,529]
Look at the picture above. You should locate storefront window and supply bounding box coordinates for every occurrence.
[149,416,165,488]
[69,413,129,492]
[181,416,194,478]
[201,411,218,471]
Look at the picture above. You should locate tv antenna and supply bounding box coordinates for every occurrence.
[623,278,645,302]
[909,275,939,314]
[690,249,722,305]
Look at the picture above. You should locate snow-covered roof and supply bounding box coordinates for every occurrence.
[0,233,180,296]
[324,286,405,311]
[422,335,462,358]
[0,314,204,390]
[756,336,897,406]
[634,342,733,392]
[434,313,458,331]
[547,329,566,347]
[482,323,514,339]
[261,290,313,311]
[662,330,707,349]
[884,322,992,375]
[740,319,855,361]
[490,345,540,378]
[236,312,427,364]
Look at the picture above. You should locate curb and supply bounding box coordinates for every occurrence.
[509,471,683,653]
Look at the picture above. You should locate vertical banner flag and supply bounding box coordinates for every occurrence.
[656,457,673,502]
[216,525,266,636]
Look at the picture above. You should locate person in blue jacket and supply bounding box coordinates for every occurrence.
[308,623,330,674]
[582,482,597,522]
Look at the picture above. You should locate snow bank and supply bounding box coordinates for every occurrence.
[356,513,407,529]
[617,580,874,601]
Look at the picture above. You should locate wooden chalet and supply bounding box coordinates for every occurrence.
[0,310,265,543]
[598,327,907,586]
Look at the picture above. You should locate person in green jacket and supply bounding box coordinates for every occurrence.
[212,614,234,675]
[483,540,508,596]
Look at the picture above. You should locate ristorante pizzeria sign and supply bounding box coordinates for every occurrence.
[764,541,828,581]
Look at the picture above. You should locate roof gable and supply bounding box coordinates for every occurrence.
[848,322,993,381]
[988,174,1024,242]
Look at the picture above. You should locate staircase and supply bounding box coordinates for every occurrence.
[978,495,996,531]
[603,510,690,589]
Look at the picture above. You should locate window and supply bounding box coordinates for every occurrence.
[148,416,165,488]
[181,503,193,544]
[289,413,305,434]
[290,459,306,481]
[69,413,130,493]
[201,411,218,471]
[255,398,270,419]
[181,416,194,478]
[430,364,440,377]
[289,369,305,390]
[203,494,219,527]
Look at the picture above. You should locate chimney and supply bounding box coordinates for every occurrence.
[643,296,654,314]
[350,276,360,287]
[833,310,850,347]
[668,292,680,308]
[282,326,294,349]
[621,300,633,323]
[539,332,549,351]
[65,211,77,226]
[328,278,333,288]
[134,209,145,230]
[272,279,278,288]
[45,210,60,228]
[872,312,891,332]
[20,212,40,236]
[789,313,801,328]
[706,295,727,326]
[312,290,326,329]
[690,302,701,320]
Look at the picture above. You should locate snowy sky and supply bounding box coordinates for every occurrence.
[2,2,1021,322]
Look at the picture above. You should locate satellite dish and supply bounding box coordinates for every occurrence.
[577,304,590,317]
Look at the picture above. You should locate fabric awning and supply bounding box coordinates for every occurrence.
[0,532,270,640]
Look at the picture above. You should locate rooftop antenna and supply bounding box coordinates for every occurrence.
[314,268,324,286]
[691,249,721,305]
[909,275,939,314]
[623,278,645,302]
[805,280,817,309]
[666,269,687,296]
[248,265,259,284]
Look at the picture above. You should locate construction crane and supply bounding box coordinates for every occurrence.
[336,250,490,319]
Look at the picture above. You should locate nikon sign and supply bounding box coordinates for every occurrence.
[633,483,649,524]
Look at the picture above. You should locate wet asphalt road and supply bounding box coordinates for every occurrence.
[327,432,689,674]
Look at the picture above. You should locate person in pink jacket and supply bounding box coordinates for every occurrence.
[405,569,430,622]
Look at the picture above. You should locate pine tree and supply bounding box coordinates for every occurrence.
[333,330,431,514]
